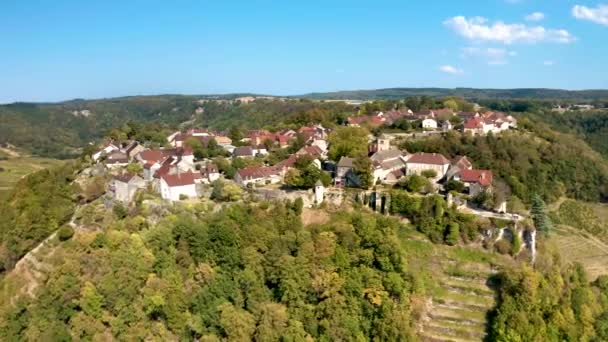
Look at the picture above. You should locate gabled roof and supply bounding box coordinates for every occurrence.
[274,155,298,170]
[296,145,323,158]
[464,117,484,129]
[237,166,280,180]
[106,151,128,164]
[370,149,403,162]
[233,146,255,157]
[337,156,355,168]
[139,147,193,163]
[406,152,450,165]
[458,169,493,187]
[201,163,219,176]
[161,172,197,187]
[114,173,138,183]
[452,156,473,170]
[153,157,177,179]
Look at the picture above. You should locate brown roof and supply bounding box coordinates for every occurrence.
[114,173,136,183]
[337,156,355,168]
[233,146,254,157]
[106,151,128,164]
[452,156,473,170]
[406,152,450,165]
[139,148,192,163]
[296,145,323,158]
[458,169,493,187]
[237,166,280,180]
[201,163,219,176]
[274,155,298,170]
[161,172,197,187]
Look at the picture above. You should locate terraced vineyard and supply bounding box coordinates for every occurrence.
[400,234,510,342]
[420,258,499,342]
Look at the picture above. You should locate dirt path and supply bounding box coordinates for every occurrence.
[0,147,20,158]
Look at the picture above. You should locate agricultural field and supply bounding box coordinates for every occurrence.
[549,225,608,281]
[0,154,63,197]
[547,200,608,280]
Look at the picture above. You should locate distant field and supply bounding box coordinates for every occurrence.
[550,225,608,281]
[0,156,63,196]
[547,200,608,280]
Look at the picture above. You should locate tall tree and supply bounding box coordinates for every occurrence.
[531,194,552,234]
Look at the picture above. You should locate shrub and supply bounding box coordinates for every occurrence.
[421,169,437,179]
[494,239,511,255]
[58,225,75,241]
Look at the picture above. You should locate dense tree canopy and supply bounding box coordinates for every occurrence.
[0,201,419,340]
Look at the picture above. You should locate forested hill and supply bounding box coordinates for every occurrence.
[0,97,356,158]
[0,96,200,158]
[301,87,608,101]
[2,91,608,159]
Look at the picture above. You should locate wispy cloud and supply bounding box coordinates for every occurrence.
[543,60,555,66]
[444,16,576,44]
[573,4,608,26]
[461,47,516,65]
[439,65,464,74]
[525,12,545,22]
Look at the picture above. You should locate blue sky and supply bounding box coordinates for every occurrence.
[1,0,608,103]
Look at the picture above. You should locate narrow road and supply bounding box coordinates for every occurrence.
[460,206,524,222]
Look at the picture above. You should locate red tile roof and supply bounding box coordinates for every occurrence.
[464,117,484,129]
[406,152,450,165]
[161,172,197,187]
[458,169,493,187]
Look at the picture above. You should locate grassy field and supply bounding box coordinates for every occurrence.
[0,156,63,197]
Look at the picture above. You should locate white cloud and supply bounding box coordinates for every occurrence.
[439,65,464,74]
[461,47,517,65]
[525,12,545,22]
[444,16,576,44]
[573,4,608,26]
[543,60,555,66]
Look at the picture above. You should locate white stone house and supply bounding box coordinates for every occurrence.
[370,149,407,184]
[92,142,120,162]
[159,172,198,201]
[112,174,146,203]
[422,118,438,129]
[405,153,451,180]
[234,166,282,186]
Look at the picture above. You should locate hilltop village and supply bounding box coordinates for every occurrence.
[90,107,518,218]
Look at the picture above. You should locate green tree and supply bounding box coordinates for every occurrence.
[445,223,460,246]
[531,194,552,234]
[218,303,256,342]
[421,169,437,179]
[328,126,369,161]
[79,282,104,318]
[399,175,429,193]
[353,156,373,189]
